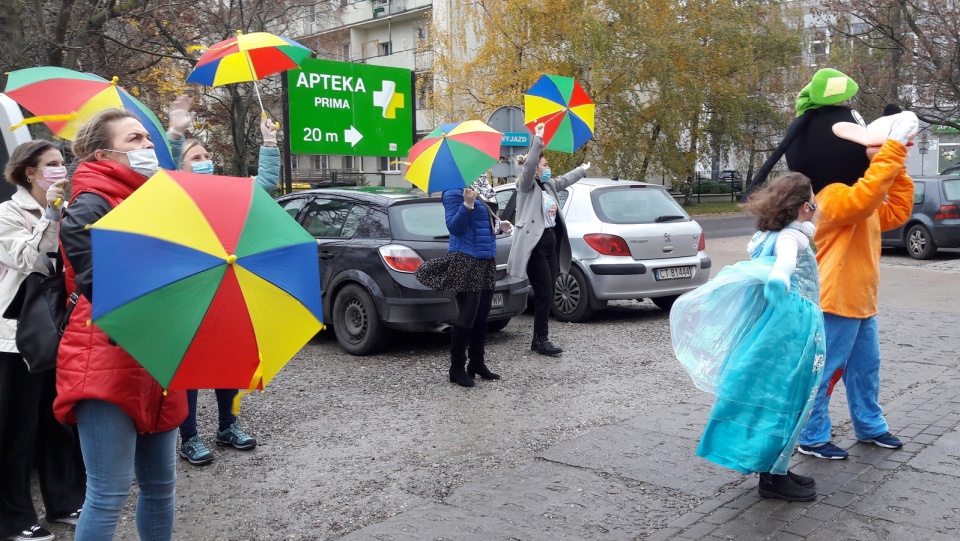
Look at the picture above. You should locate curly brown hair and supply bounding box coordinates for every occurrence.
[741,172,813,232]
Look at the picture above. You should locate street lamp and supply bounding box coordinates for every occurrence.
[918,132,929,175]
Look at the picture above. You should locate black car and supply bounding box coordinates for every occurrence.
[275,186,530,355]
[881,175,960,259]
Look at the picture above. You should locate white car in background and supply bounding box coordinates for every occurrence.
[496,178,712,322]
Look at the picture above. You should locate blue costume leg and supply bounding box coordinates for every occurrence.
[798,313,858,446]
[843,316,888,439]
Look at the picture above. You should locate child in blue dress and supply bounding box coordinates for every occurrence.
[671,172,825,502]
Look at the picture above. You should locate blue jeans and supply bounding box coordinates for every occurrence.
[74,400,177,541]
[799,314,888,446]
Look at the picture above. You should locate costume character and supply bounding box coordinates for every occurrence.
[744,68,918,459]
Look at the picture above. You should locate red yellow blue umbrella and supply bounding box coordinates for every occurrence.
[186,30,312,114]
[4,66,175,169]
[404,120,502,192]
[524,74,595,153]
[90,169,323,391]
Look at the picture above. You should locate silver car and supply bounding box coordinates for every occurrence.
[495,178,711,322]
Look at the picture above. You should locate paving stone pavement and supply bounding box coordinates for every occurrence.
[340,261,960,540]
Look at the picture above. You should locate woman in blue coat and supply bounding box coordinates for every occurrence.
[422,188,512,387]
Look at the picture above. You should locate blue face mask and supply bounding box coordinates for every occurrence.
[191,160,214,175]
[541,168,552,181]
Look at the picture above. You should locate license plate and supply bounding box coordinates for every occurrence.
[655,266,692,280]
[491,293,504,308]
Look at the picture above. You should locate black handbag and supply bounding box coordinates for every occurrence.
[3,253,78,373]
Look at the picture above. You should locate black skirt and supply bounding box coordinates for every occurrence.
[415,251,496,292]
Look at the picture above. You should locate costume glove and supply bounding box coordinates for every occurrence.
[888,111,919,145]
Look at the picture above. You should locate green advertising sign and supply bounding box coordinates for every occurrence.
[287,58,413,157]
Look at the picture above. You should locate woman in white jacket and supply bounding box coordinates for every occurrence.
[0,140,86,541]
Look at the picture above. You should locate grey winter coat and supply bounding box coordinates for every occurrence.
[506,135,587,279]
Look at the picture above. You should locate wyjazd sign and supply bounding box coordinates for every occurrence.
[501,131,531,146]
[287,58,413,157]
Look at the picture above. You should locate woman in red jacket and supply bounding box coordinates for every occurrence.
[53,108,187,541]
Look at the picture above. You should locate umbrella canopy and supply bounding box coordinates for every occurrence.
[524,74,595,153]
[90,169,323,391]
[4,66,175,169]
[186,31,312,87]
[404,120,502,193]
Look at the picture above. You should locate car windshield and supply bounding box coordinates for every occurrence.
[944,179,960,201]
[590,187,690,224]
[388,201,451,240]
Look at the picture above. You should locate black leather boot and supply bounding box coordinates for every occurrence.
[787,469,816,488]
[449,325,475,387]
[467,324,500,380]
[531,335,563,356]
[758,472,816,502]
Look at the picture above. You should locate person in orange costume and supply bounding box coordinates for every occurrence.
[743,69,919,460]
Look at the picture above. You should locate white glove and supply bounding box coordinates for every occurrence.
[261,116,278,146]
[888,111,919,145]
[534,123,545,138]
[45,180,67,211]
[581,162,591,171]
[168,95,194,139]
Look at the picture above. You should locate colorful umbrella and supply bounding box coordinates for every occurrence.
[404,120,502,193]
[524,74,595,153]
[4,66,175,169]
[90,169,323,391]
[186,30,312,113]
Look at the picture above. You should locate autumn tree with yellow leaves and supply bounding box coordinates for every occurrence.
[430,0,804,187]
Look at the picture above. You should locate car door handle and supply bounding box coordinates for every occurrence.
[318,252,336,260]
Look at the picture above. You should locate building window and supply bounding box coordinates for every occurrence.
[379,156,400,172]
[416,27,430,50]
[342,43,350,61]
[416,72,433,109]
[314,155,328,170]
[380,42,392,56]
[343,155,354,169]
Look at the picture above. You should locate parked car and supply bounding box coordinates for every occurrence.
[941,164,960,176]
[275,186,530,355]
[495,178,712,322]
[695,169,743,192]
[881,175,960,259]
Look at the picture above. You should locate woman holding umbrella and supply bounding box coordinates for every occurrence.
[164,95,274,466]
[507,123,590,356]
[0,141,84,541]
[53,108,187,541]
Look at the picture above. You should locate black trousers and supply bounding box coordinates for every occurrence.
[0,353,85,537]
[526,228,559,338]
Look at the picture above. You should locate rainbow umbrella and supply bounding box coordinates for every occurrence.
[404,120,502,192]
[4,67,175,169]
[524,74,595,153]
[186,30,312,114]
[90,169,323,391]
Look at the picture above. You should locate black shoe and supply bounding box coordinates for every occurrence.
[787,469,816,489]
[531,336,563,355]
[448,364,475,387]
[467,361,501,380]
[758,472,816,502]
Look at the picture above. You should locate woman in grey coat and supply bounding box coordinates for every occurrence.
[506,123,590,355]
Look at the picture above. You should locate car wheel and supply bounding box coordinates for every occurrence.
[652,295,680,311]
[905,224,937,259]
[551,266,594,323]
[487,318,510,333]
[332,283,389,355]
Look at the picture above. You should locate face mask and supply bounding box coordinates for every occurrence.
[106,148,159,178]
[37,166,68,190]
[541,168,552,181]
[191,160,214,175]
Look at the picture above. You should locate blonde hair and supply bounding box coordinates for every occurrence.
[71,108,140,162]
[181,139,206,167]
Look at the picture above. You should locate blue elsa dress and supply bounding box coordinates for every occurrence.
[670,229,826,475]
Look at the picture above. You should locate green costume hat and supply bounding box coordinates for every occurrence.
[795,68,859,116]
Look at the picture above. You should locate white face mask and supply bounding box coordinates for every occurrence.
[105,148,159,178]
[37,166,68,190]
